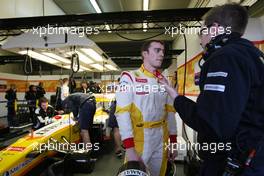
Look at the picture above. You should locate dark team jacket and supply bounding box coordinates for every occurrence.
[62,92,96,117]
[174,34,264,161]
[36,86,46,99]
[5,89,17,106]
[33,105,57,129]
[25,91,37,106]
[75,87,91,94]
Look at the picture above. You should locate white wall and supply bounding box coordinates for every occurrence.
[261,15,264,31]
[243,18,264,41]
[0,0,64,18]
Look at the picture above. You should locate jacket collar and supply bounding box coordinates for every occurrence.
[139,64,163,79]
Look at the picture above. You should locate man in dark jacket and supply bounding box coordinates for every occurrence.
[160,3,264,176]
[36,82,46,99]
[108,99,123,158]
[25,85,37,124]
[76,81,91,94]
[62,92,96,145]
[5,84,17,126]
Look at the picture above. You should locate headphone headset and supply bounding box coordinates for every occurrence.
[204,34,229,57]
[199,33,232,68]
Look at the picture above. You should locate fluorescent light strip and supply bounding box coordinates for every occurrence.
[66,51,93,64]
[75,51,94,64]
[143,0,149,31]
[143,23,148,32]
[90,1,112,33]
[105,64,117,71]
[143,0,149,11]
[42,52,71,64]
[143,0,149,32]
[62,65,71,69]
[90,0,102,13]
[80,48,103,62]
[91,63,104,71]
[19,50,58,64]
[62,65,85,72]
[80,65,91,71]
[105,24,112,33]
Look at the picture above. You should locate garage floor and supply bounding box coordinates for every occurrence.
[75,150,186,176]
[75,150,123,176]
[1,124,186,176]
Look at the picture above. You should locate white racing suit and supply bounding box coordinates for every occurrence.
[115,65,177,176]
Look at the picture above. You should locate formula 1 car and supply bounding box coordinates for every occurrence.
[0,113,81,176]
[93,93,115,139]
[0,93,115,176]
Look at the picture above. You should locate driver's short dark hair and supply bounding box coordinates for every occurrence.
[39,97,48,106]
[141,40,165,53]
[202,3,248,35]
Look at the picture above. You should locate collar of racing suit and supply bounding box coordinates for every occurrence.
[140,64,164,79]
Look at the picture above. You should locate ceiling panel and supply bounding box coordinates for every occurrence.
[1,0,193,71]
[151,0,190,10]
[119,0,142,11]
[55,0,191,13]
[97,0,123,12]
[54,0,95,14]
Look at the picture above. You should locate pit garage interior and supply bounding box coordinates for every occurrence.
[0,0,264,176]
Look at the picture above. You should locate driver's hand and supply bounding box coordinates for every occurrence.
[126,148,142,162]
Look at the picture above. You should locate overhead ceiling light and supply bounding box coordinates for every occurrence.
[19,50,58,64]
[62,65,71,69]
[62,65,85,72]
[90,0,111,33]
[91,63,104,71]
[143,0,149,31]
[105,64,117,71]
[241,0,257,6]
[75,51,94,64]
[143,22,148,32]
[105,24,112,33]
[80,48,103,62]
[80,65,92,71]
[42,52,71,64]
[143,0,149,11]
[90,0,102,13]
[66,51,93,64]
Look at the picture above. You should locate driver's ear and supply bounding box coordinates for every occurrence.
[142,51,148,58]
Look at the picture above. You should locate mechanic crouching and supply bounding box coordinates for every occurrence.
[33,97,64,130]
[62,92,96,146]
